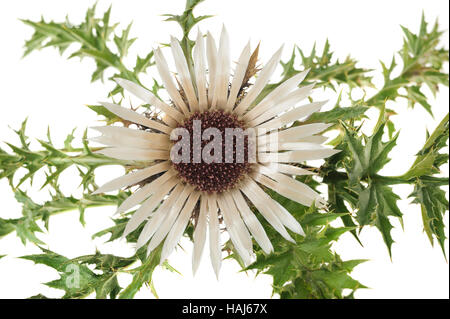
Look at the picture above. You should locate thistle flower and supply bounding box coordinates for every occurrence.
[92,27,339,277]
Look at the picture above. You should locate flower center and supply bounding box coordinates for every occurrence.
[171,110,252,193]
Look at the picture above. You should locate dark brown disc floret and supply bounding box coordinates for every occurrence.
[172,110,252,193]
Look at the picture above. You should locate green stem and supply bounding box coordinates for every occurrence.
[181,35,196,83]
[0,195,122,239]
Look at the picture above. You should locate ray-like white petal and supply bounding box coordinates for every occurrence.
[99,102,172,134]
[258,166,321,200]
[117,169,177,213]
[192,195,208,275]
[211,26,230,109]
[252,172,313,207]
[240,179,294,242]
[258,149,340,163]
[160,191,201,263]
[193,30,208,111]
[253,171,326,208]
[154,47,190,116]
[243,70,310,122]
[207,195,221,278]
[249,84,315,128]
[95,147,169,161]
[136,183,187,250]
[234,45,284,115]
[258,141,327,152]
[297,135,328,144]
[258,123,333,144]
[161,114,178,128]
[217,195,252,266]
[278,142,328,151]
[273,201,305,235]
[145,185,194,253]
[89,134,170,151]
[115,78,184,123]
[231,189,273,254]
[170,37,199,111]
[93,161,170,195]
[254,100,326,129]
[266,138,330,152]
[206,32,218,106]
[123,177,179,237]
[223,193,253,253]
[245,176,302,235]
[263,163,316,176]
[91,126,169,144]
[225,41,251,110]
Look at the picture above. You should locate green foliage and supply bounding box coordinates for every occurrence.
[21,243,169,299]
[0,119,133,191]
[163,0,212,38]
[279,41,374,90]
[163,0,212,72]
[22,248,136,299]
[256,40,374,105]
[0,1,447,299]
[407,114,449,258]
[411,181,448,258]
[0,120,131,245]
[343,121,399,185]
[0,188,128,245]
[295,40,374,90]
[356,183,402,256]
[22,4,155,95]
[306,105,368,125]
[322,118,402,255]
[93,219,174,299]
[403,113,449,180]
[367,13,449,114]
[316,14,450,256]
[118,247,162,299]
[85,104,121,125]
[336,114,403,255]
[246,196,366,299]
[321,110,449,257]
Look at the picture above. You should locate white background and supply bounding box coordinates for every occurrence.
[0,0,448,299]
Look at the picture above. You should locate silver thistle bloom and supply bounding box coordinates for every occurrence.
[91,27,339,278]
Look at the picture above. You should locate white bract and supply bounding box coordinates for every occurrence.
[91,27,338,278]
